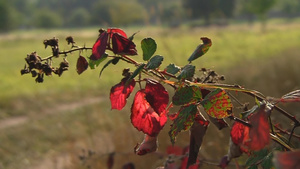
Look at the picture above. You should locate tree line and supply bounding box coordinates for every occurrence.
[0,0,299,31]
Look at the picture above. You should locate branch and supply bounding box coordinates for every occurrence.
[41,46,93,61]
[274,124,300,140]
[288,124,298,144]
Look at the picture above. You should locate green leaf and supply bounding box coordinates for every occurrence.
[241,105,259,119]
[261,152,274,169]
[165,64,180,79]
[246,149,268,167]
[177,64,195,80]
[248,166,258,169]
[169,105,198,144]
[112,57,120,65]
[126,63,145,85]
[201,88,232,119]
[188,37,212,62]
[89,53,108,69]
[99,57,120,78]
[245,149,275,169]
[128,31,139,41]
[141,38,157,61]
[172,86,202,106]
[145,55,163,70]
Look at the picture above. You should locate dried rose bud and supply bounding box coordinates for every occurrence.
[66,36,75,45]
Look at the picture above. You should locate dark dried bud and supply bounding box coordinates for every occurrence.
[201,68,207,72]
[52,47,59,57]
[43,38,58,49]
[35,73,44,83]
[195,77,202,82]
[28,62,35,70]
[66,36,75,45]
[26,52,40,64]
[98,28,106,37]
[53,68,61,76]
[122,68,131,77]
[42,63,52,76]
[53,60,69,77]
[99,28,105,34]
[35,62,42,70]
[31,70,37,77]
[210,70,217,77]
[59,60,69,69]
[219,75,225,81]
[55,68,66,77]
[21,68,30,75]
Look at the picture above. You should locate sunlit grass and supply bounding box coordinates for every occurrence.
[2,23,300,100]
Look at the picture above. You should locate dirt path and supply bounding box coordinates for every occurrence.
[0,96,107,169]
[0,96,104,130]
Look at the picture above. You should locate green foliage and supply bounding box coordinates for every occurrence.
[245,149,275,169]
[164,64,180,79]
[183,0,217,25]
[3,0,300,31]
[68,8,91,27]
[145,55,164,70]
[91,1,111,25]
[89,53,108,69]
[92,1,147,26]
[278,0,300,16]
[99,57,120,78]
[126,63,146,85]
[33,9,63,28]
[169,105,198,144]
[109,1,147,26]
[182,0,236,25]
[246,0,277,16]
[177,64,195,80]
[141,38,157,61]
[0,1,19,31]
[201,88,232,119]
[172,86,201,106]
[219,0,236,18]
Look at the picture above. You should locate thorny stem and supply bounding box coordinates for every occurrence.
[270,133,293,151]
[228,115,252,127]
[121,54,138,65]
[288,124,298,144]
[228,92,244,107]
[199,158,245,168]
[138,73,142,89]
[269,117,275,135]
[41,46,92,61]
[272,105,300,126]
[159,70,177,79]
[222,84,300,126]
[274,124,300,140]
[202,70,214,83]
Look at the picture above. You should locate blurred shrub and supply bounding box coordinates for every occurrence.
[68,8,91,27]
[91,1,147,26]
[160,3,185,27]
[0,1,20,31]
[33,9,63,28]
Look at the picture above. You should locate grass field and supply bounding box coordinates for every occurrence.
[0,22,300,169]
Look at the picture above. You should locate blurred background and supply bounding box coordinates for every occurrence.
[0,0,300,169]
[1,0,300,30]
